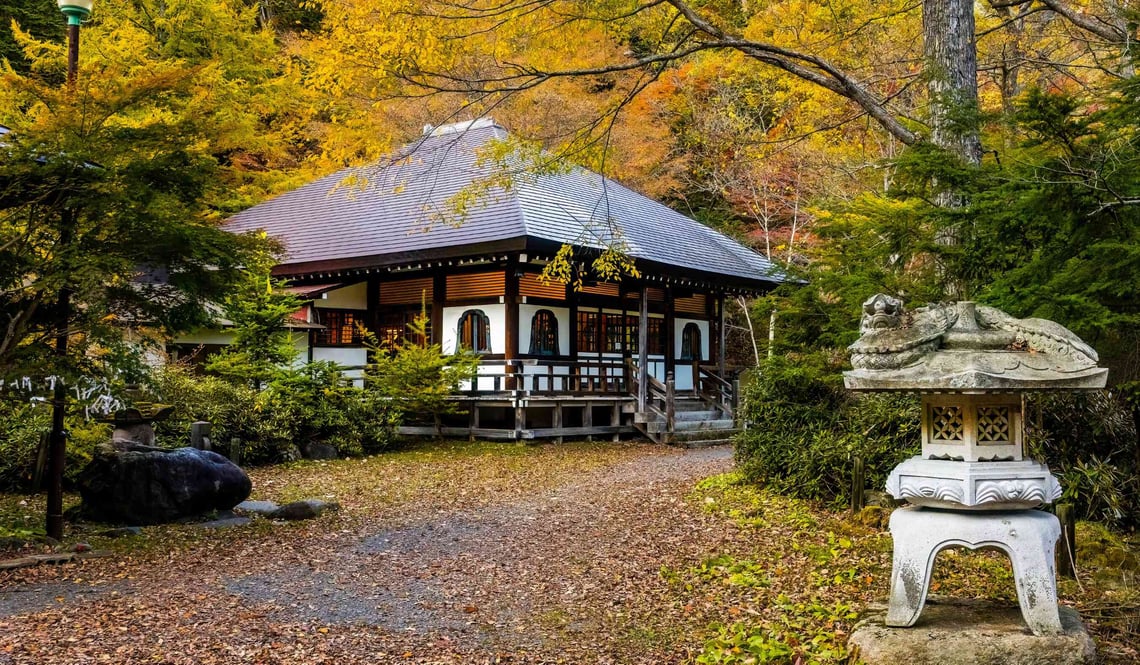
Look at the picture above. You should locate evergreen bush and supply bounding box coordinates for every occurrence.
[734,354,919,507]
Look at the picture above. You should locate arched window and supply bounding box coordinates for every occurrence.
[680,322,702,361]
[528,309,559,356]
[456,309,491,353]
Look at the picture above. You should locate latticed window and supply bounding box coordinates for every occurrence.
[529,309,559,356]
[577,311,599,352]
[603,313,625,352]
[314,309,363,346]
[456,309,491,353]
[976,406,1011,444]
[377,309,431,351]
[930,405,965,442]
[680,322,702,361]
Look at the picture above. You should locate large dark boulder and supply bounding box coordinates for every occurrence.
[78,447,251,525]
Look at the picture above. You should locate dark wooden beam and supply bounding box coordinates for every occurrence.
[717,291,727,374]
[638,285,649,412]
[431,273,446,346]
[665,285,676,379]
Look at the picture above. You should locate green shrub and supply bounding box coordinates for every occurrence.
[0,399,112,491]
[149,363,260,449]
[148,361,400,465]
[734,354,919,507]
[0,400,48,490]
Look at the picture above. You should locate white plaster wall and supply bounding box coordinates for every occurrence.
[311,346,367,385]
[442,303,505,355]
[518,304,570,356]
[174,330,236,345]
[318,281,368,310]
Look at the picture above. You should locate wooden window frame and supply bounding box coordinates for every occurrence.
[456,309,492,354]
[577,310,599,353]
[314,309,365,346]
[680,322,703,361]
[528,309,559,356]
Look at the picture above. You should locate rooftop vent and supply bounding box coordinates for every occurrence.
[423,117,497,137]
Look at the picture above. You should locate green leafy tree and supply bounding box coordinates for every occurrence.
[205,244,303,387]
[363,311,480,429]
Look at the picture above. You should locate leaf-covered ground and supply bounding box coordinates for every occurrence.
[1,440,1137,664]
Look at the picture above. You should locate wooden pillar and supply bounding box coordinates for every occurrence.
[505,263,520,389]
[665,286,676,380]
[583,403,593,441]
[638,285,649,411]
[431,273,446,346]
[717,291,727,375]
[568,281,578,358]
[611,402,621,442]
[367,276,380,334]
[553,402,563,444]
[468,404,479,442]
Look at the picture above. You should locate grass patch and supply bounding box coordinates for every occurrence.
[686,472,1140,664]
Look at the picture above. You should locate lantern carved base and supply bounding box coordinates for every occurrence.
[887,507,1063,636]
[887,457,1062,510]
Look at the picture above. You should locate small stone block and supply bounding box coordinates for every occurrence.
[197,516,252,529]
[848,600,1096,665]
[233,500,280,517]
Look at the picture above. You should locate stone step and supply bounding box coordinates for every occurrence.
[646,419,735,434]
[680,437,735,449]
[674,410,722,421]
[673,399,714,412]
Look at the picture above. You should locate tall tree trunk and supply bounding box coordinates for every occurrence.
[924,0,981,299]
[924,0,982,166]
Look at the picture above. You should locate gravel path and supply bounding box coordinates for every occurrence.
[1,443,742,664]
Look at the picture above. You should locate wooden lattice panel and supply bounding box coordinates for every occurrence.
[379,277,433,305]
[519,273,566,300]
[675,294,707,315]
[446,271,505,300]
[579,282,620,297]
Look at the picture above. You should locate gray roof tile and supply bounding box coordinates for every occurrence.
[224,123,782,288]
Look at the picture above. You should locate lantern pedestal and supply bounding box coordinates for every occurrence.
[849,599,1096,665]
[886,507,1062,634]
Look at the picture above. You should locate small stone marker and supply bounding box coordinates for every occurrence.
[190,421,212,451]
[233,500,279,517]
[270,499,339,521]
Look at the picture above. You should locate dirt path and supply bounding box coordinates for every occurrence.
[1,444,741,664]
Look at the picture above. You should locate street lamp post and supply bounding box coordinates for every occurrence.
[45,0,92,541]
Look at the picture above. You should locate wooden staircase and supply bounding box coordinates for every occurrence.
[630,364,740,447]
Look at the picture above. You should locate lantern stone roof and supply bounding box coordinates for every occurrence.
[844,296,1108,392]
[223,119,782,291]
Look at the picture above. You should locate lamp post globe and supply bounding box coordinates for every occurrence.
[57,0,93,25]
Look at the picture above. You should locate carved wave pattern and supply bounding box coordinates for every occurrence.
[975,480,1059,505]
[898,479,965,503]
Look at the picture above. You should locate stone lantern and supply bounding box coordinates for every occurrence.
[844,295,1106,637]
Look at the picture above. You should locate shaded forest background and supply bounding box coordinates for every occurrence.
[2,0,1139,520]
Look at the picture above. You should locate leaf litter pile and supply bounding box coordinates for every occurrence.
[2,440,1137,664]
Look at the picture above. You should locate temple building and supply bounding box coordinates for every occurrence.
[178,119,783,442]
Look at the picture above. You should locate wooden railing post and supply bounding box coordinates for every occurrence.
[665,373,676,444]
[1057,503,1077,578]
[850,456,866,513]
